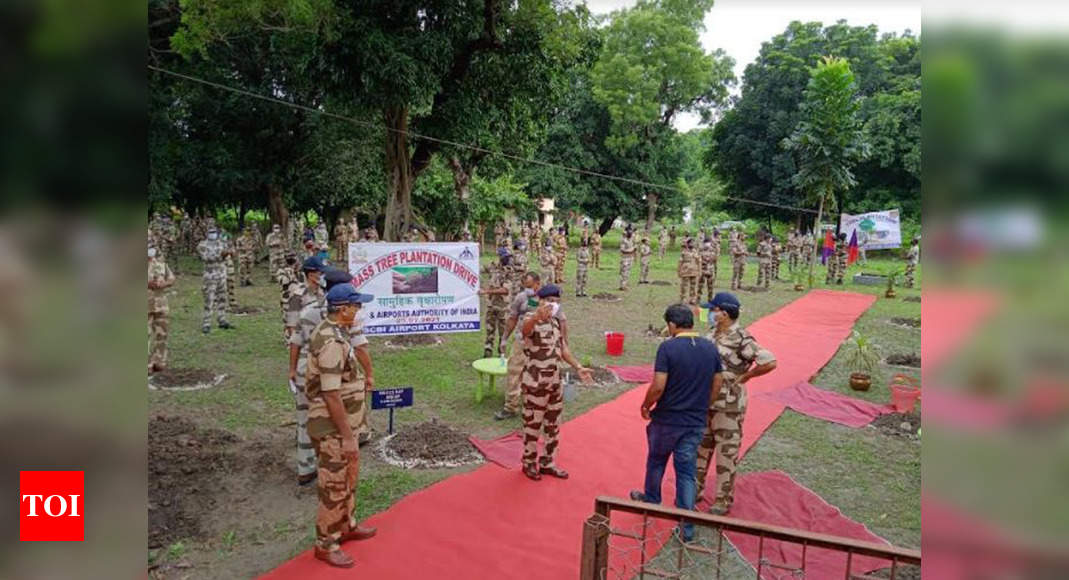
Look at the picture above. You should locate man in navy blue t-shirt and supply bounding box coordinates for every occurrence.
[631,304,723,541]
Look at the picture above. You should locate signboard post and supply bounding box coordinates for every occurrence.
[347,242,481,336]
[370,387,414,435]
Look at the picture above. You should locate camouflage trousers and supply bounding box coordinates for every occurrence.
[292,370,318,478]
[639,257,651,283]
[201,268,230,328]
[542,263,556,284]
[576,265,588,295]
[658,245,666,259]
[698,273,715,303]
[788,251,798,272]
[619,255,634,289]
[311,433,358,552]
[731,259,745,290]
[521,366,564,469]
[239,252,253,285]
[226,259,237,310]
[269,249,283,277]
[503,345,527,414]
[695,405,746,507]
[484,307,507,355]
[772,256,781,280]
[837,255,846,283]
[679,275,698,304]
[148,312,168,370]
[757,259,771,288]
[904,262,916,288]
[555,253,566,283]
[592,248,601,269]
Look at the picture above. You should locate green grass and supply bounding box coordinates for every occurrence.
[150,233,921,576]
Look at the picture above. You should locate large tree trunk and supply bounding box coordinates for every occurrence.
[598,216,616,237]
[265,183,288,232]
[383,105,416,242]
[645,192,658,232]
[807,193,826,288]
[237,198,248,231]
[448,156,472,236]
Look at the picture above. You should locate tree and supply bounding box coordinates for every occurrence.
[590,0,734,230]
[782,56,869,285]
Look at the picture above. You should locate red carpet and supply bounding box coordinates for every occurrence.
[721,471,893,579]
[921,289,999,373]
[757,381,896,428]
[260,290,875,580]
[468,431,523,469]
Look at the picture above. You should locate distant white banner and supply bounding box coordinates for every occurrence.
[839,209,902,250]
[347,242,481,336]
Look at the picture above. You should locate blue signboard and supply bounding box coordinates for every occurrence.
[371,387,414,434]
[371,387,414,410]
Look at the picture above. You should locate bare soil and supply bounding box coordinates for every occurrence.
[383,420,477,466]
[872,412,921,439]
[151,368,220,389]
[870,564,921,579]
[231,305,264,315]
[593,292,621,301]
[890,317,920,328]
[902,296,920,303]
[650,280,672,286]
[741,285,770,293]
[562,366,620,387]
[886,353,921,368]
[385,334,443,347]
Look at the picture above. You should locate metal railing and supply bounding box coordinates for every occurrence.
[580,496,921,580]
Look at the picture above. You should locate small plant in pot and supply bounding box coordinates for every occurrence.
[884,268,901,298]
[844,331,880,391]
[791,269,805,291]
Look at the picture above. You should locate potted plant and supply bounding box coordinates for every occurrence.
[884,268,901,298]
[791,269,805,291]
[844,331,880,391]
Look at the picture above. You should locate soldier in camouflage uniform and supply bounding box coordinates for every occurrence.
[510,240,529,296]
[828,232,847,285]
[197,226,233,333]
[659,227,669,260]
[904,236,919,288]
[677,237,700,304]
[698,237,717,303]
[519,284,592,480]
[539,239,557,284]
[366,227,380,242]
[591,230,602,269]
[553,228,568,283]
[786,231,799,272]
[286,257,329,486]
[333,220,349,263]
[575,238,591,296]
[637,235,652,284]
[148,247,175,373]
[277,251,301,341]
[619,226,636,290]
[222,231,238,312]
[696,293,777,515]
[771,236,782,281]
[237,227,256,286]
[304,283,377,568]
[730,231,747,291]
[669,225,678,249]
[266,223,285,276]
[151,213,178,272]
[756,233,772,289]
[480,249,512,357]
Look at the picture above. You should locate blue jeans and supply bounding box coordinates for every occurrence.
[642,421,705,540]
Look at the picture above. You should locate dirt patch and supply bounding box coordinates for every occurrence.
[384,334,443,348]
[150,368,226,391]
[870,564,921,579]
[593,292,621,302]
[380,420,481,468]
[886,353,921,368]
[149,415,240,548]
[562,366,620,387]
[740,285,770,293]
[650,280,672,286]
[231,305,264,315]
[890,317,921,328]
[902,296,921,303]
[872,412,921,439]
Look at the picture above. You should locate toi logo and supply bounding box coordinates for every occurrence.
[19,471,84,541]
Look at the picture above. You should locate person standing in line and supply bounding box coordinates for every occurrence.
[575,238,591,297]
[479,248,512,358]
[631,304,722,542]
[618,226,636,291]
[197,225,234,333]
[730,231,747,291]
[591,229,602,269]
[695,293,777,515]
[756,233,772,289]
[148,246,176,373]
[659,226,669,260]
[904,236,920,288]
[553,227,568,284]
[638,234,652,284]
[698,236,717,303]
[677,237,700,304]
[539,238,557,284]
[519,284,592,480]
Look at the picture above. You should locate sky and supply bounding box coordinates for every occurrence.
[583,0,921,131]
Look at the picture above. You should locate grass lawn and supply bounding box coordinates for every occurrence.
[148,230,920,578]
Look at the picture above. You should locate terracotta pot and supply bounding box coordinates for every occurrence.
[885,289,897,298]
[849,372,872,391]
[793,283,805,291]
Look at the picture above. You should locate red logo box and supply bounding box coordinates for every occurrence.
[19,471,84,541]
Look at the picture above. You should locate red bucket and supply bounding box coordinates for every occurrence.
[605,332,625,356]
[891,385,921,413]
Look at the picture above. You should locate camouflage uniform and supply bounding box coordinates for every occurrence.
[575,246,590,296]
[771,239,782,281]
[786,233,799,272]
[553,232,568,283]
[266,227,285,276]
[277,258,301,338]
[730,236,747,291]
[288,281,327,478]
[197,233,230,330]
[678,244,701,304]
[591,232,602,269]
[151,215,178,271]
[333,222,350,263]
[756,237,772,289]
[539,245,557,284]
[148,256,175,371]
[223,234,238,311]
[619,234,636,290]
[659,228,669,259]
[520,313,565,472]
[237,229,256,286]
[669,226,678,249]
[305,317,367,555]
[639,239,652,284]
[904,242,919,288]
[483,261,509,356]
[510,248,529,296]
[834,241,847,284]
[695,323,775,508]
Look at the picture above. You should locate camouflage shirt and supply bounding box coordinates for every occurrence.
[699,244,717,274]
[305,318,365,438]
[592,233,602,249]
[678,247,700,277]
[148,257,175,314]
[522,313,563,371]
[577,246,591,265]
[286,282,324,331]
[640,242,652,259]
[620,236,636,255]
[706,323,775,410]
[482,262,509,309]
[756,239,772,259]
[197,238,226,268]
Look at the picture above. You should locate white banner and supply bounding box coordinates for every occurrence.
[839,209,902,250]
[347,242,481,336]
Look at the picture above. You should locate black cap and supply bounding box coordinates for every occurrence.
[302,256,327,272]
[323,268,353,290]
[536,284,561,298]
[701,292,741,314]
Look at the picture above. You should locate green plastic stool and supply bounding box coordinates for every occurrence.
[471,357,508,403]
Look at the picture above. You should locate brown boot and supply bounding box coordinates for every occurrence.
[340,526,377,543]
[314,548,354,568]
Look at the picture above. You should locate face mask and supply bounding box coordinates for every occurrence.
[318,276,327,289]
[208,233,218,240]
[148,248,157,258]
[549,302,560,317]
